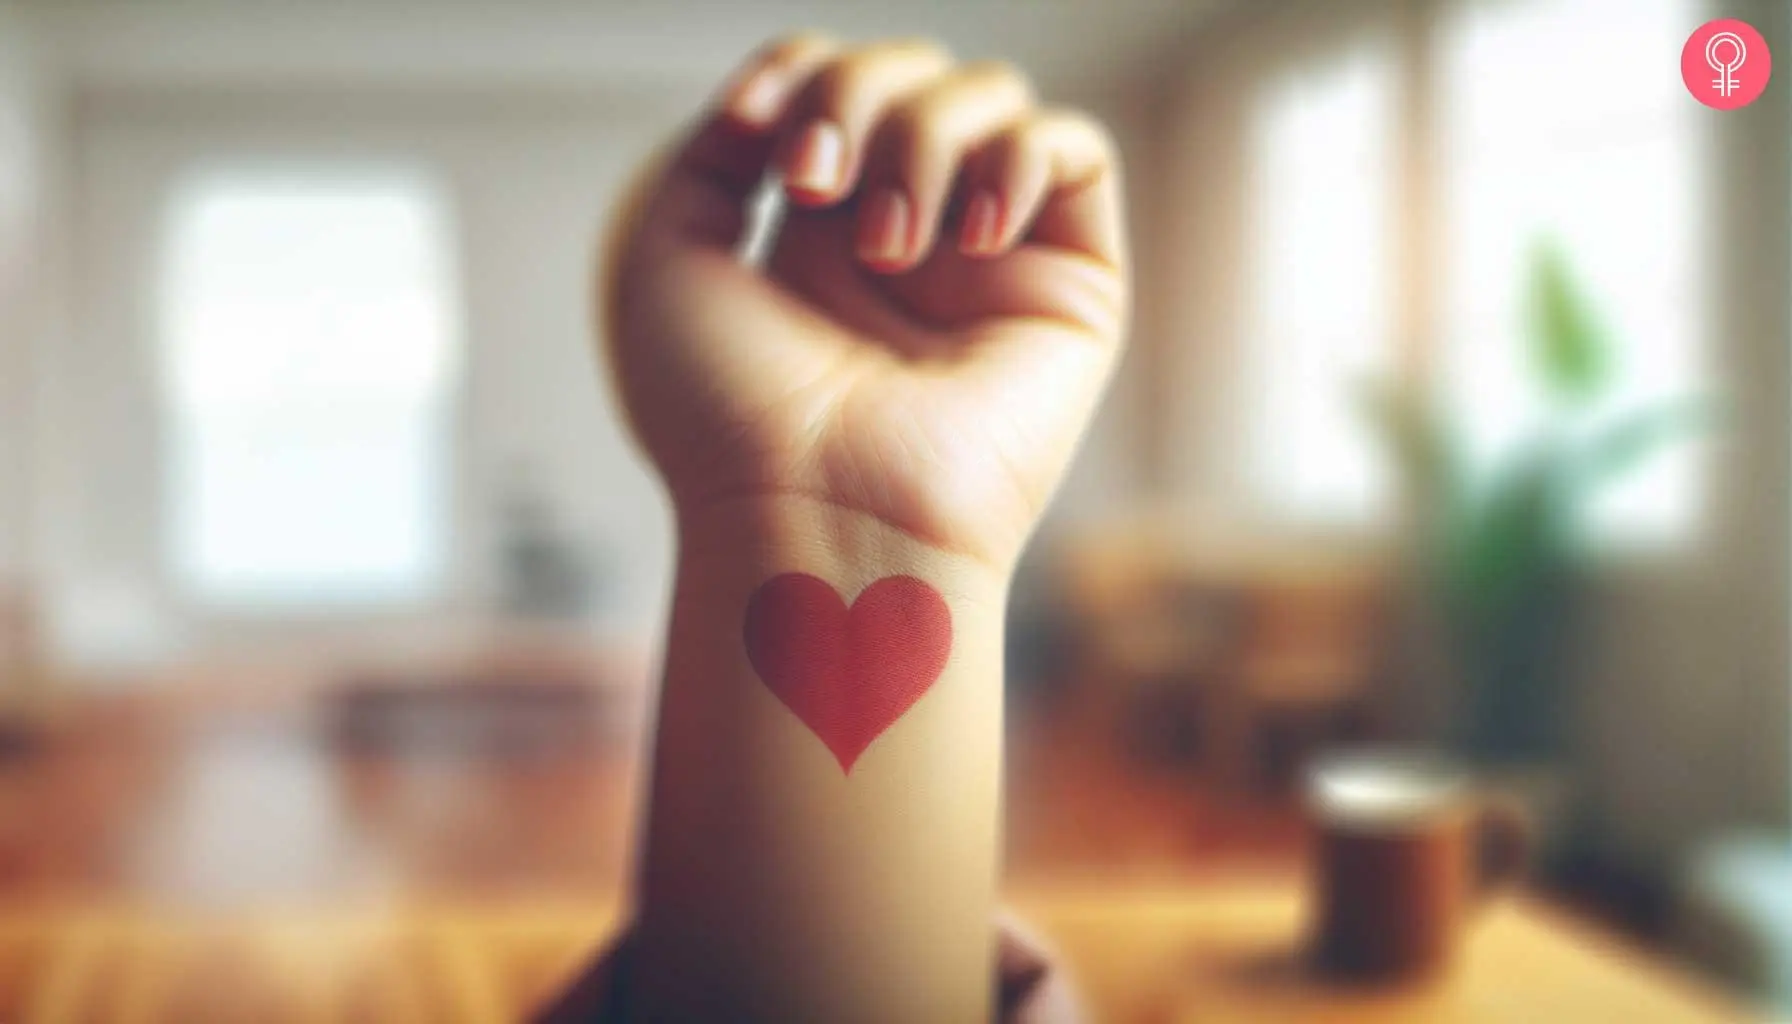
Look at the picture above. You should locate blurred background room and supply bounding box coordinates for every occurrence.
[0,0,1788,1019]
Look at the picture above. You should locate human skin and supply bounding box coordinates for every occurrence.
[598,33,1128,1022]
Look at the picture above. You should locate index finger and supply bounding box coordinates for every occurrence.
[676,32,844,199]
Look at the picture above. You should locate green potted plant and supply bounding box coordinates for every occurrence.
[1364,242,1710,767]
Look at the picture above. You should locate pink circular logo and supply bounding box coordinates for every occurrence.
[1682,19,1771,110]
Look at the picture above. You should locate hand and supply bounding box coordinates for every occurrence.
[602,34,1129,569]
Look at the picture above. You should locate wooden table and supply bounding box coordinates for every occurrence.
[0,876,1755,1022]
[1010,875,1757,1023]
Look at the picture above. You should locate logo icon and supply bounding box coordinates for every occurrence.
[1707,31,1747,97]
[1683,19,1771,110]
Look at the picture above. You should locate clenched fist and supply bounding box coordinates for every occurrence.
[602,34,1129,569]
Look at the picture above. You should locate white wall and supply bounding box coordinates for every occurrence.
[46,87,689,662]
[0,2,56,581]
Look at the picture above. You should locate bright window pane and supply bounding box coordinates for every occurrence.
[159,171,461,609]
[1244,41,1396,529]
[1440,0,1704,548]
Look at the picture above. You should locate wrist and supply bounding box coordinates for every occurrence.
[635,491,1011,1018]
[672,492,1018,598]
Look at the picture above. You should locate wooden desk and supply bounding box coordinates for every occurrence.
[1011,876,1757,1023]
[0,877,1753,1022]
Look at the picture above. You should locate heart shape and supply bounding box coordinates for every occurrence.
[743,572,953,773]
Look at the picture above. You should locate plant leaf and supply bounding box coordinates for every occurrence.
[1570,397,1717,495]
[1355,376,1462,535]
[1444,441,1574,621]
[1529,241,1613,405]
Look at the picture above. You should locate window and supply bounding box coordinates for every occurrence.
[1439,0,1703,547]
[159,170,461,610]
[1243,41,1397,530]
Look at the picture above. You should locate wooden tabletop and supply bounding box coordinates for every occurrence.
[1010,875,1758,1023]
[1,875,1755,1022]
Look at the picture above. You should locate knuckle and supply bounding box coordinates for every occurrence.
[760,30,832,64]
[794,40,954,121]
[1051,107,1116,152]
[960,59,1033,100]
[884,36,952,64]
[1087,119,1119,157]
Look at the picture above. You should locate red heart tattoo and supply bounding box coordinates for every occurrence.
[743,573,952,773]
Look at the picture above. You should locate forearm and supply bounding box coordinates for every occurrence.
[627,496,1011,1023]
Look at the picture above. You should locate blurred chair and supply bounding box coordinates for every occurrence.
[1055,518,1391,792]
[1208,564,1389,793]
[1056,525,1244,767]
[323,633,646,758]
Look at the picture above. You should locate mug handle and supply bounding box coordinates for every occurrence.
[1472,794,1532,904]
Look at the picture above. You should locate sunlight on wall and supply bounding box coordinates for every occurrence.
[158,169,462,611]
[1440,0,1704,549]
[1243,39,1397,531]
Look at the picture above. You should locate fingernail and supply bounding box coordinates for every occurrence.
[786,120,846,196]
[962,191,1002,255]
[857,189,912,267]
[729,70,784,126]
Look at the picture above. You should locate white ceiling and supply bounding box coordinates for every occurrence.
[22,0,1221,96]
